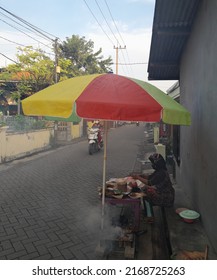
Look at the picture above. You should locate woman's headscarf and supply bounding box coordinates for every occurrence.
[149,153,167,170]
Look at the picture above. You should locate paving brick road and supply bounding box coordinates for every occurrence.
[0,124,152,260]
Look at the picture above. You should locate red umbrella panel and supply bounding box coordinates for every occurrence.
[76,74,162,122]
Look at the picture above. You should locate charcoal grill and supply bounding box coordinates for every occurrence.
[96,227,136,259]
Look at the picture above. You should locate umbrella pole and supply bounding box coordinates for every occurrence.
[101,121,108,230]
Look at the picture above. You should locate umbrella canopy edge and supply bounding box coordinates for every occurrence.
[130,78,191,125]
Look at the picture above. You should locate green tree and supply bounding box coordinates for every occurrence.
[11,79,32,114]
[59,35,113,76]
[7,46,54,92]
[0,87,9,115]
[57,58,73,81]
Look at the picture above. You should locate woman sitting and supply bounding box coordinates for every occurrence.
[132,153,175,208]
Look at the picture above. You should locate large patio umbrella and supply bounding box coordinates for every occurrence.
[22,73,190,125]
[22,73,191,228]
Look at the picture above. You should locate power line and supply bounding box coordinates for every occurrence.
[0,5,59,57]
[104,0,126,47]
[83,0,127,75]
[0,5,59,72]
[93,0,128,75]
[0,35,26,48]
[0,18,53,50]
[83,0,115,46]
[94,0,130,76]
[0,52,18,64]
[103,0,134,77]
[0,6,56,41]
[94,0,120,45]
[0,11,54,44]
[0,35,54,56]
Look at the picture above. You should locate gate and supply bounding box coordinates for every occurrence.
[56,121,72,142]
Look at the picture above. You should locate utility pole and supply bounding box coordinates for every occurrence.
[53,37,60,143]
[54,38,60,83]
[113,45,126,128]
[114,45,126,74]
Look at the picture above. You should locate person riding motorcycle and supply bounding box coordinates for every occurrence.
[91,121,103,146]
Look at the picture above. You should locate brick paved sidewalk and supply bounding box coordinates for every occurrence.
[0,124,150,260]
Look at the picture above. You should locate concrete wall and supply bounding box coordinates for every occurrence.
[178,0,217,252]
[71,123,81,139]
[0,121,84,163]
[0,127,54,163]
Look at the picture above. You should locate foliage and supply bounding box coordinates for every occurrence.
[57,58,73,81]
[9,115,46,131]
[11,79,32,102]
[0,121,7,127]
[59,35,113,76]
[0,111,6,126]
[31,119,46,129]
[0,88,8,104]
[0,70,13,80]
[8,46,54,91]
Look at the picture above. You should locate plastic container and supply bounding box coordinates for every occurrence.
[179,209,200,223]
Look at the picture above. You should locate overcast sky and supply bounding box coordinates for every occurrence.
[0,0,175,91]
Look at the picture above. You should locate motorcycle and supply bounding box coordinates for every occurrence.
[87,127,103,155]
